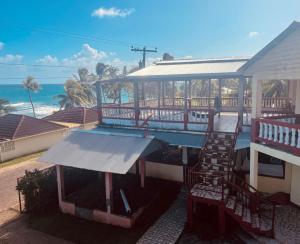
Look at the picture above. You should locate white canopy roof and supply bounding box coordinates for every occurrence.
[126,58,249,81]
[39,130,161,174]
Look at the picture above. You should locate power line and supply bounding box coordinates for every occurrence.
[0,76,71,80]
[1,20,157,49]
[131,46,158,68]
[0,62,77,69]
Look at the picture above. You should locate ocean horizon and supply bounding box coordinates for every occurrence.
[0,84,131,118]
[0,84,65,118]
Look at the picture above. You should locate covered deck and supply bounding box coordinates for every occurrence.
[39,130,165,228]
[96,58,293,132]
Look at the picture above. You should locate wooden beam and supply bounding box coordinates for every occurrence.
[208,79,212,110]
[249,147,258,190]
[139,158,145,188]
[95,82,103,123]
[251,76,262,118]
[184,80,188,130]
[105,172,113,213]
[134,81,139,126]
[56,165,65,209]
[238,77,245,123]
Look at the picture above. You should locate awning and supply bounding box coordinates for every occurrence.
[39,130,163,174]
[234,132,250,151]
[94,126,206,148]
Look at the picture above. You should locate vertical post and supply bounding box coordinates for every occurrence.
[139,158,145,188]
[218,79,222,117]
[141,81,145,101]
[134,81,139,126]
[118,82,122,106]
[162,82,165,106]
[184,80,188,130]
[208,79,212,110]
[172,81,175,106]
[188,80,192,108]
[238,77,245,125]
[295,80,300,114]
[105,172,113,214]
[251,76,262,119]
[56,165,65,209]
[182,146,188,183]
[218,205,226,235]
[95,81,103,124]
[158,81,161,119]
[249,147,258,190]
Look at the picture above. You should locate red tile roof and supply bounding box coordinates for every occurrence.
[43,107,99,125]
[0,114,67,140]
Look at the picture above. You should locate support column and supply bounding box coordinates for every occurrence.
[158,81,161,119]
[188,80,192,108]
[295,80,300,114]
[162,82,165,106]
[134,81,139,127]
[288,80,297,104]
[184,80,188,130]
[139,158,145,188]
[182,146,188,183]
[249,147,259,189]
[118,82,122,106]
[95,82,103,123]
[172,81,175,106]
[238,77,245,125]
[208,79,212,110]
[105,172,113,214]
[251,76,262,119]
[56,165,65,209]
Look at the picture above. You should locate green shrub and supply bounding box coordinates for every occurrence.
[16,167,58,213]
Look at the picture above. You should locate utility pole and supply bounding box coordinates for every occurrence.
[131,46,158,68]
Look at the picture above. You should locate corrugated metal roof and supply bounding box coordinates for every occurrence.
[94,126,206,148]
[126,58,249,81]
[39,130,162,174]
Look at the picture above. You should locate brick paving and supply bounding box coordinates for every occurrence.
[254,204,300,244]
[0,158,47,212]
[137,187,187,244]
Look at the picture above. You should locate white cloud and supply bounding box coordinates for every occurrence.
[36,55,59,65]
[92,7,135,18]
[248,31,260,38]
[0,42,4,50]
[62,43,107,69]
[0,54,23,63]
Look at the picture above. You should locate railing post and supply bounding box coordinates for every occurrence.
[251,118,258,142]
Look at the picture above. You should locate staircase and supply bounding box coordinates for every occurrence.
[187,130,275,237]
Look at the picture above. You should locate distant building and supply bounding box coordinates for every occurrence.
[43,107,99,129]
[0,114,68,162]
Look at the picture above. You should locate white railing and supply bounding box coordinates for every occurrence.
[254,115,300,155]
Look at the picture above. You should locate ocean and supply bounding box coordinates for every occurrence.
[0,84,65,118]
[0,84,132,118]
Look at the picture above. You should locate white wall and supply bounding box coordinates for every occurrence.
[291,164,300,205]
[0,129,68,162]
[128,161,183,182]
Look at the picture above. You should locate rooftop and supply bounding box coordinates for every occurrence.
[0,114,67,140]
[43,107,99,125]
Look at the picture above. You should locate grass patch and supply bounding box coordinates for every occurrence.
[27,180,181,244]
[0,151,44,169]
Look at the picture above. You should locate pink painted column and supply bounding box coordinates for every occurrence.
[139,158,146,188]
[105,172,113,213]
[56,165,65,209]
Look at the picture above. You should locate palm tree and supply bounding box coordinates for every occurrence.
[54,79,92,110]
[263,80,288,97]
[0,99,14,116]
[23,76,40,117]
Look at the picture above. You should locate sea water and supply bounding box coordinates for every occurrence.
[0,84,132,118]
[0,84,64,118]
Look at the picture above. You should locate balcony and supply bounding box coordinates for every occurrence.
[252,114,300,156]
[99,96,292,132]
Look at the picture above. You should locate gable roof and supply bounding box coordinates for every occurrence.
[43,107,99,125]
[239,21,300,73]
[0,114,67,140]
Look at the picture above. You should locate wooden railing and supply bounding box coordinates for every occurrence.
[252,114,300,156]
[101,105,214,131]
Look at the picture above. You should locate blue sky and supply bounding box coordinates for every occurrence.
[0,0,300,84]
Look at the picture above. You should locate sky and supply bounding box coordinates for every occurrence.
[0,0,300,84]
